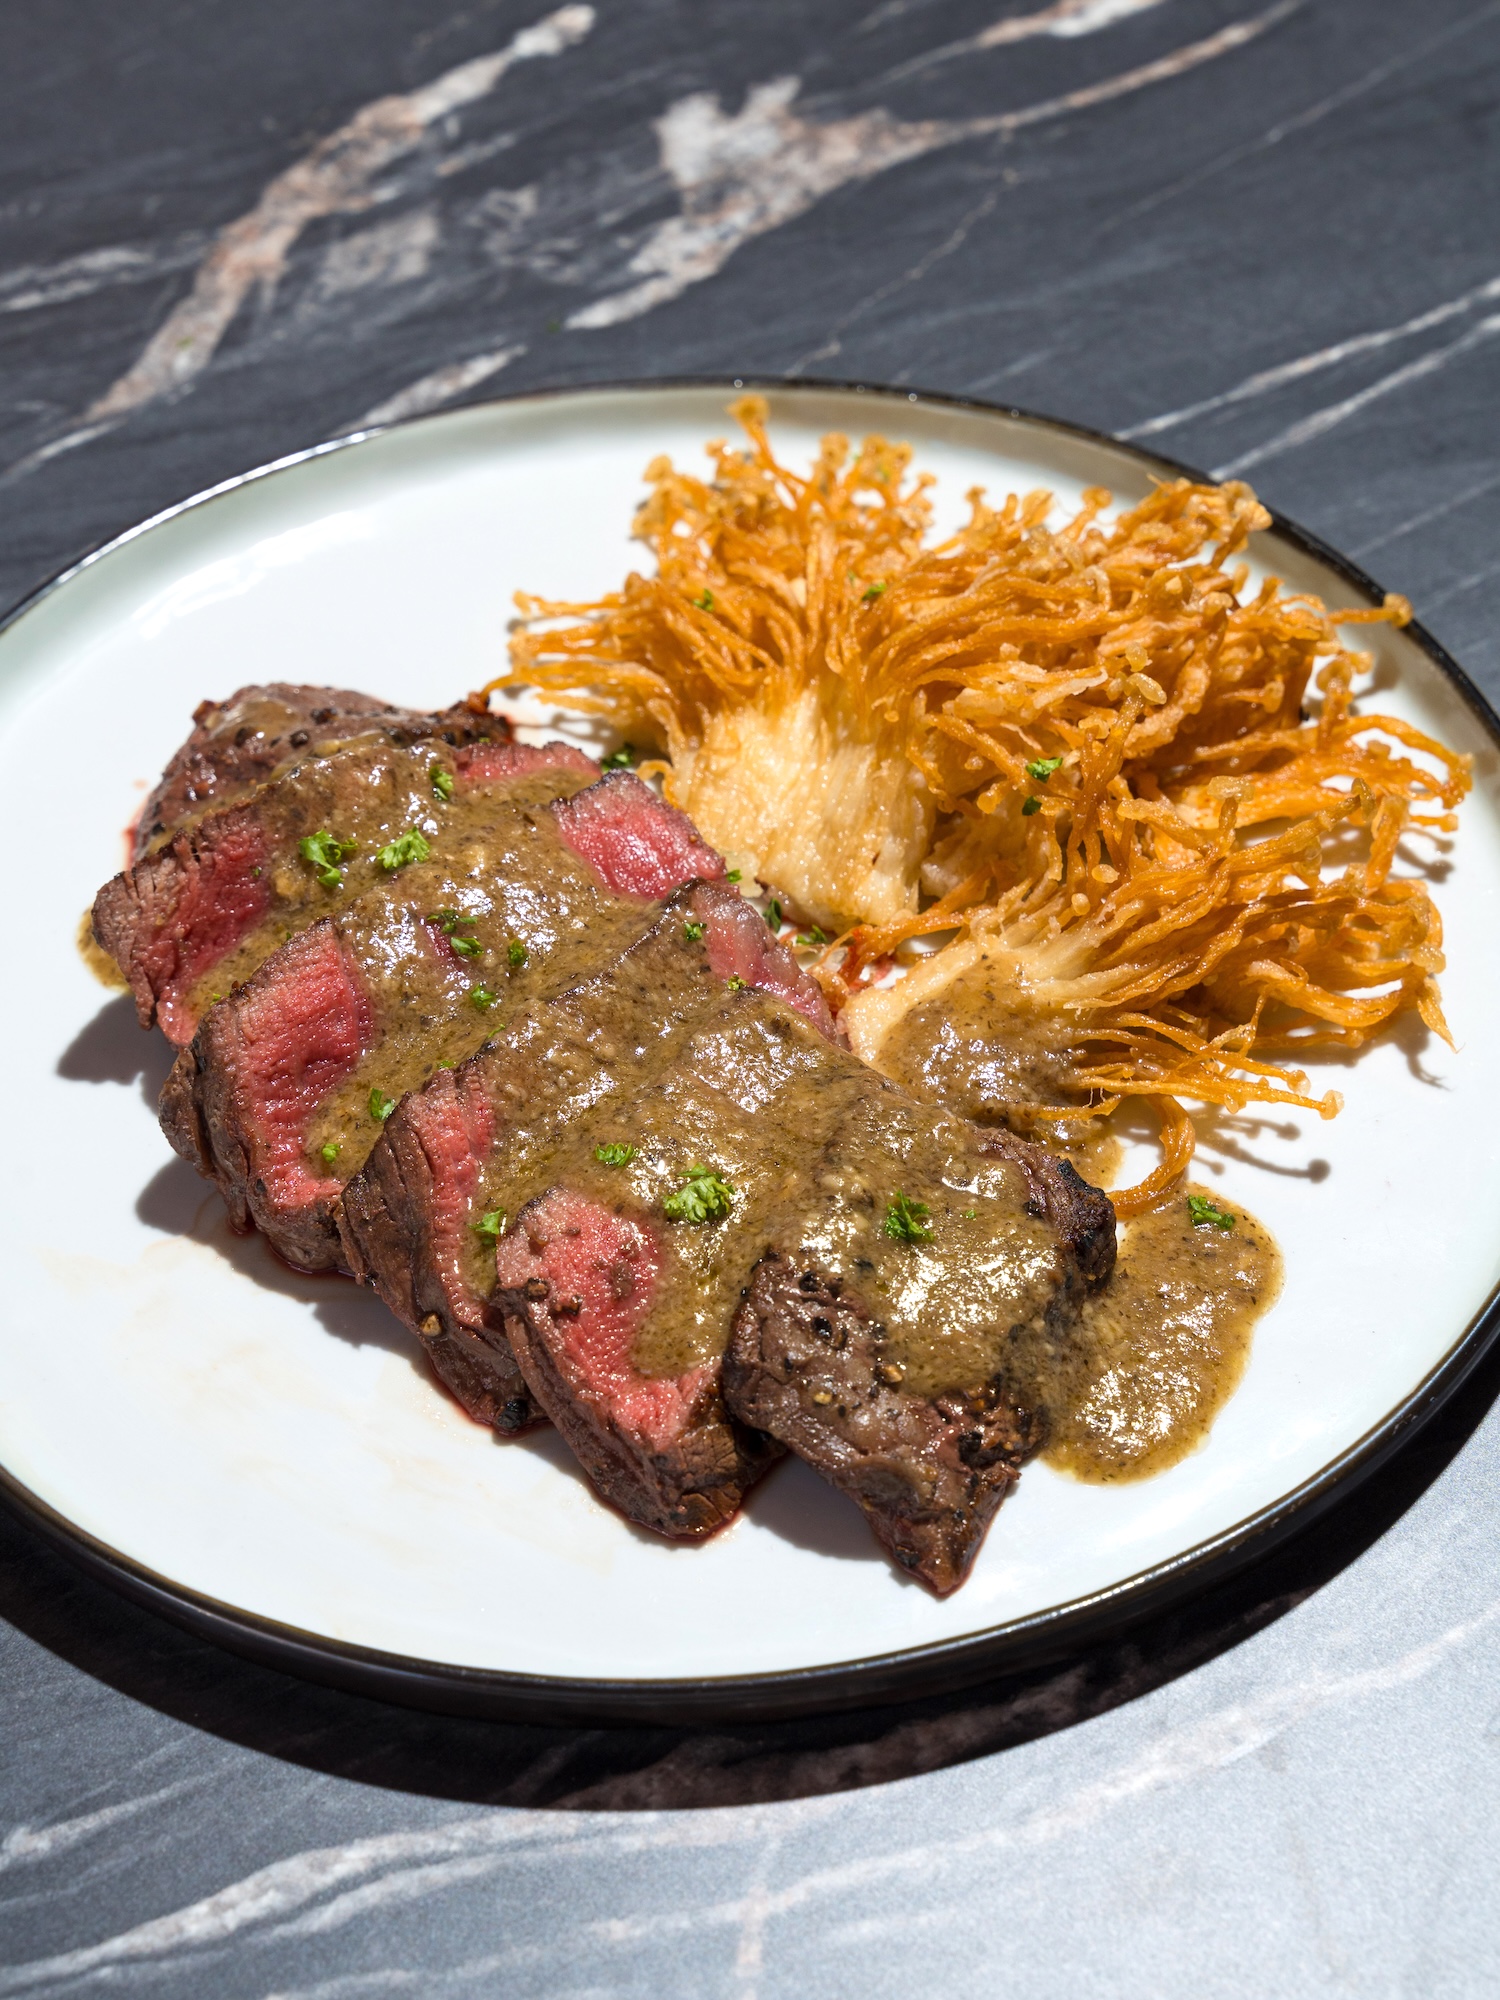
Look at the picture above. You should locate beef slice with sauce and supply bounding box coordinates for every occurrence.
[339,882,837,1434]
[135,685,511,859]
[382,942,1109,1556]
[95,730,576,1047]
[161,769,725,1279]
[722,1141,1117,1596]
[495,1189,784,1538]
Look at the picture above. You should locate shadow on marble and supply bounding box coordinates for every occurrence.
[4,1322,1498,1813]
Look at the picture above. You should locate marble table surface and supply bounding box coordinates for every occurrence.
[4,1,1500,1991]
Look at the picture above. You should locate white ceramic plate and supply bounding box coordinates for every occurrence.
[4,382,1498,1722]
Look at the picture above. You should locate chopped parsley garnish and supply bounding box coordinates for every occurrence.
[683,918,707,942]
[320,1141,341,1167]
[429,906,481,956]
[600,743,636,771]
[663,1165,735,1224]
[883,1192,932,1244]
[862,580,887,602]
[726,974,747,992]
[595,1142,636,1167]
[378,826,430,872]
[469,984,496,1011]
[694,589,715,611]
[765,899,783,931]
[299,829,356,889]
[472,1208,506,1247]
[1025,756,1064,783]
[1021,795,1042,816]
[725,868,742,883]
[506,939,528,971]
[1187,1194,1236,1230]
[368,1087,397,1122]
[430,763,455,801]
[798,925,829,948]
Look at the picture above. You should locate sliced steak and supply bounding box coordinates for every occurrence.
[136,685,510,857]
[723,1254,1044,1596]
[163,771,723,1279]
[495,1189,782,1537]
[96,734,594,1045]
[339,881,833,1433]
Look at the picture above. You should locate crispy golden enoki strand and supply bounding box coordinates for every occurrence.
[484,399,1469,1205]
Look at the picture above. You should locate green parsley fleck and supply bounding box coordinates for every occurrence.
[595,1142,636,1167]
[320,1141,341,1167]
[1021,795,1042,816]
[469,984,496,1011]
[472,1208,506,1247]
[430,763,455,801]
[883,1191,932,1244]
[964,1208,977,1219]
[600,743,636,771]
[726,974,746,992]
[1187,1194,1236,1230]
[725,868,742,883]
[378,826,431,872]
[663,1165,735,1224]
[1025,756,1063,783]
[683,918,707,942]
[299,829,356,889]
[506,939,528,971]
[451,934,482,959]
[862,580,887,602]
[694,589,714,611]
[797,925,829,948]
[368,1087,396,1122]
[766,899,783,931]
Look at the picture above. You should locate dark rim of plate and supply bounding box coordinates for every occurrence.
[4,375,1498,1727]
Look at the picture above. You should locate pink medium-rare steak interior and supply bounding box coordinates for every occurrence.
[403,1067,499,1310]
[697,885,843,1042]
[551,772,724,898]
[102,806,272,1043]
[456,738,595,786]
[207,922,374,1219]
[98,736,599,1051]
[492,1189,707,1454]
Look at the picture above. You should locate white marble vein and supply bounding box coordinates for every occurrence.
[569,1,1300,329]
[2,1594,1493,1995]
[880,0,1175,83]
[1213,311,1500,477]
[1121,275,1500,442]
[355,346,526,427]
[1,5,593,479]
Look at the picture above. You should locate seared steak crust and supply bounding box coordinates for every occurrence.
[723,1252,1045,1596]
[137,685,510,856]
[981,1132,1118,1290]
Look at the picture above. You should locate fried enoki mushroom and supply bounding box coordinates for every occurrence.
[482,398,1468,1207]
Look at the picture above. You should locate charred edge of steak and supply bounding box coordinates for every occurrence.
[497,1191,782,1540]
[979,1130,1118,1290]
[337,1092,543,1435]
[137,687,512,857]
[722,1252,1044,1597]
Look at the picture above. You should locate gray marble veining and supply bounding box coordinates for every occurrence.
[3,0,1500,1991]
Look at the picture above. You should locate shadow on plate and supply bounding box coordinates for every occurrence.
[58,992,176,1106]
[4,1320,1498,1814]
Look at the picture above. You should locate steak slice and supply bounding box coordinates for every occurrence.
[723,1151,1117,1595]
[96,733,594,1045]
[162,771,724,1279]
[495,1189,783,1537]
[723,1255,1043,1596]
[136,685,510,857]
[339,881,835,1433]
